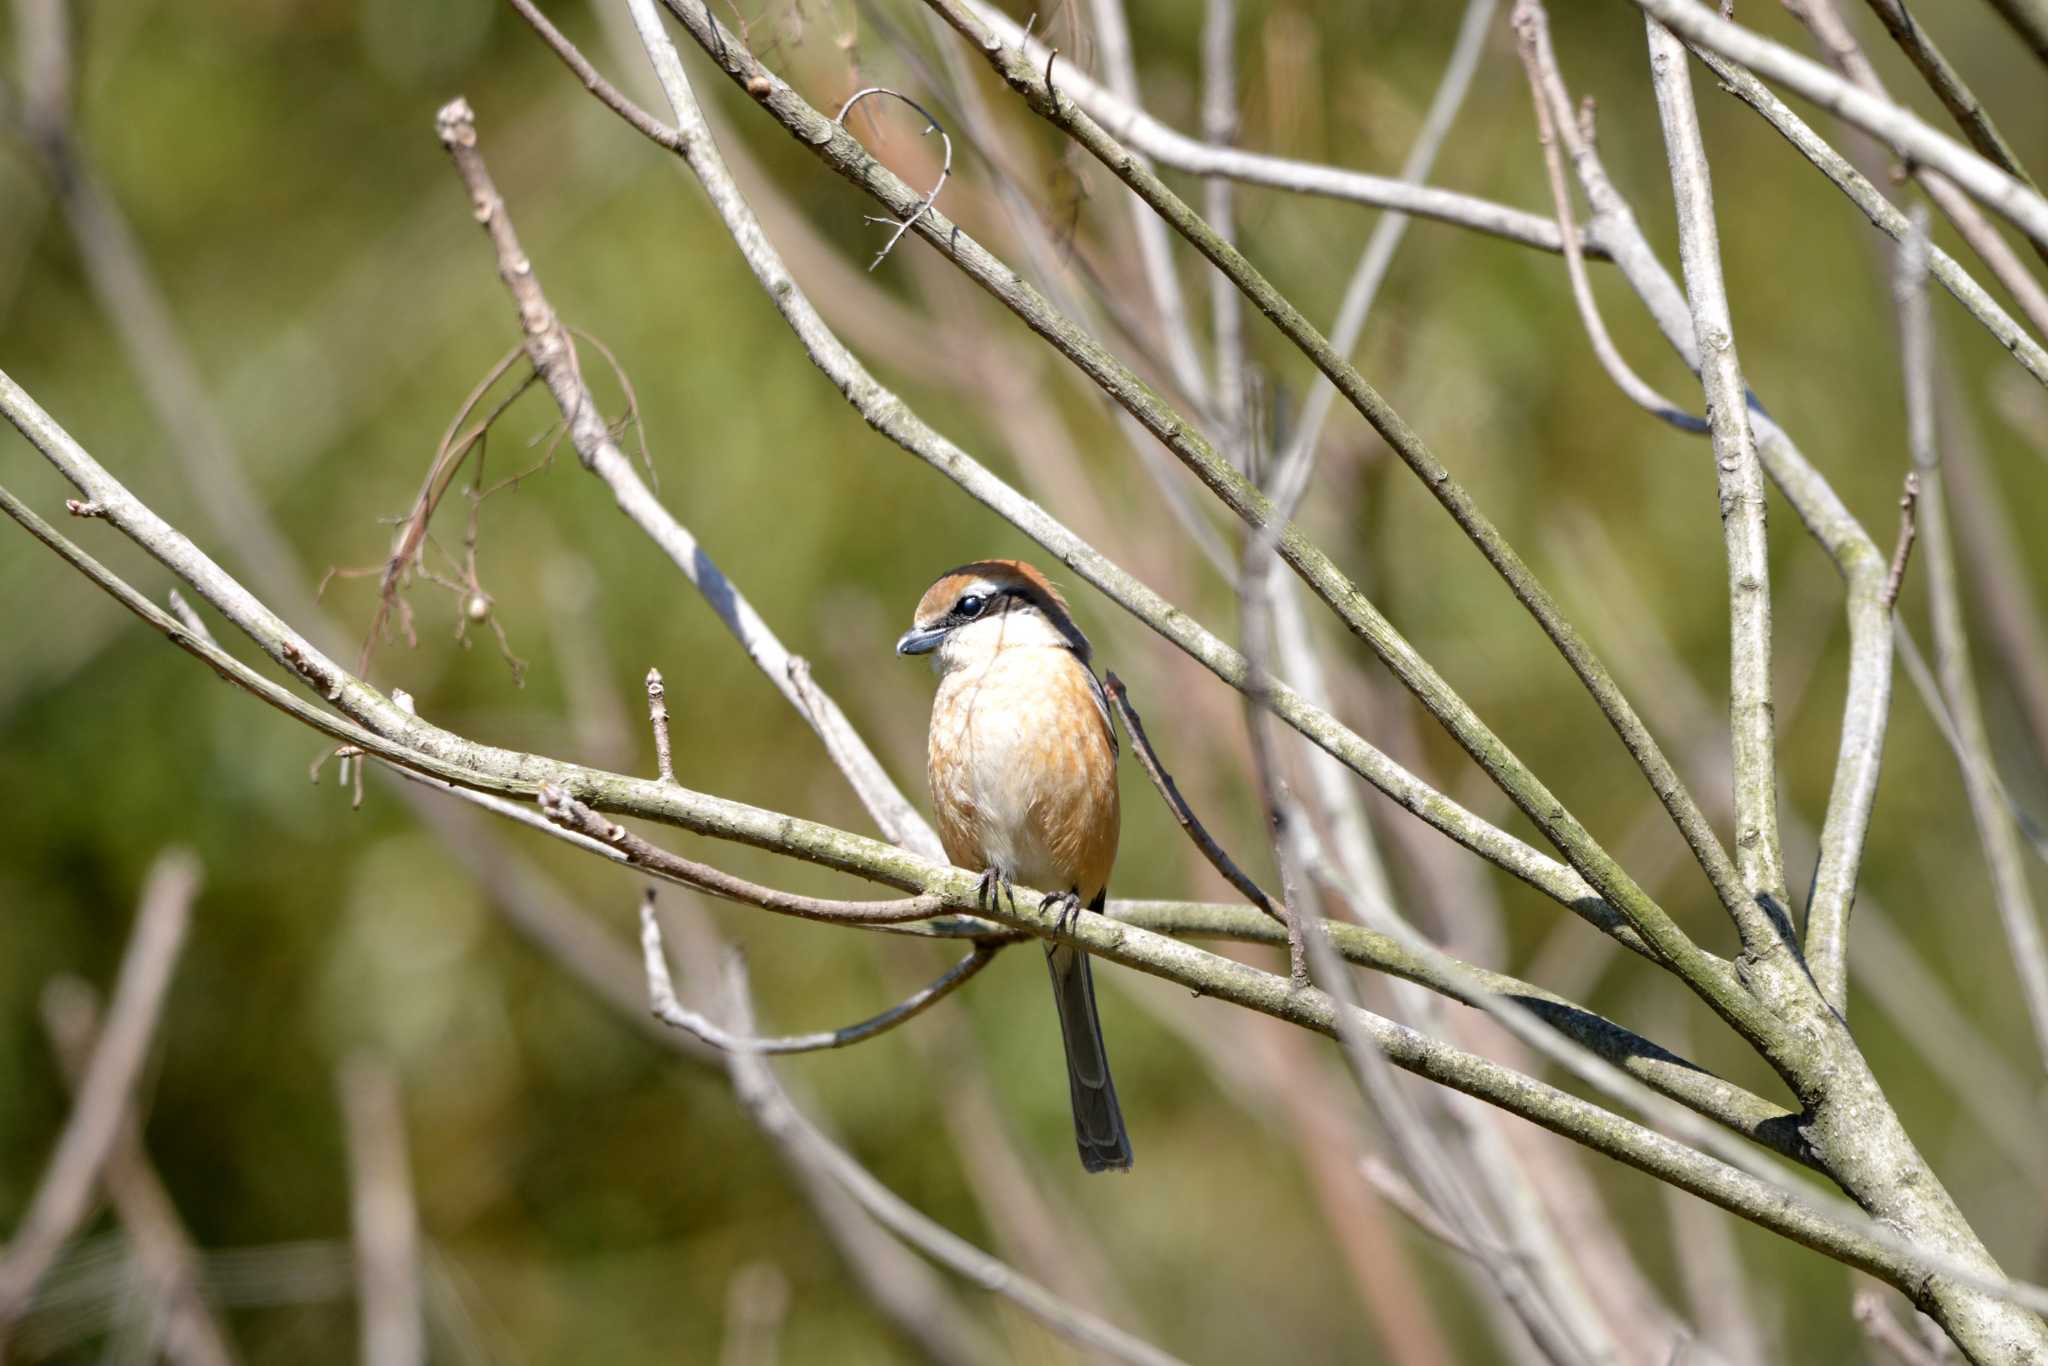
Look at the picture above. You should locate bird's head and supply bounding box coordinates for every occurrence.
[895,559,1091,673]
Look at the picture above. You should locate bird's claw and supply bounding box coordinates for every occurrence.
[1041,889,1083,937]
[975,867,1017,914]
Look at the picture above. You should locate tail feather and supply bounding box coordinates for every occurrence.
[1044,899,1132,1173]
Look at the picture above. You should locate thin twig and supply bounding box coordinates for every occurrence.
[646,666,675,783]
[640,891,999,1053]
[1199,0,1245,464]
[1858,0,2041,199]
[0,850,200,1333]
[956,0,1604,259]
[1515,3,1706,435]
[717,1262,790,1366]
[1882,472,1920,610]
[1085,0,1211,409]
[1357,1158,1485,1261]
[1268,0,1499,510]
[1896,217,2048,1069]
[164,589,214,646]
[1102,673,1283,925]
[338,1058,423,1366]
[1239,538,1600,1361]
[1854,1287,1947,1366]
[1982,0,2048,66]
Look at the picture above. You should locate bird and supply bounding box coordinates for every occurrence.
[896,559,1133,1173]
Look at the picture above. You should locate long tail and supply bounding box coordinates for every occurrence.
[1044,894,1132,1173]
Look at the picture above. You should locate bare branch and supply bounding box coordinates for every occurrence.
[433,92,941,861]
[0,850,199,1333]
[639,891,999,1053]
[41,982,239,1366]
[711,956,1188,1366]
[165,589,214,646]
[1858,0,2041,199]
[1514,2,1893,1010]
[1855,1287,1948,1366]
[1199,0,1245,461]
[1685,46,2048,390]
[1515,5,1706,435]
[956,0,1604,258]
[1981,0,2048,66]
[1785,0,2048,348]
[543,3,1658,951]
[1645,13,1787,918]
[1085,0,1211,411]
[1103,673,1283,925]
[1895,219,2048,1068]
[338,1058,423,1366]
[1627,0,2048,251]
[1271,0,1499,509]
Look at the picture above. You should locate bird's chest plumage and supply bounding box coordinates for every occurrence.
[927,647,1119,900]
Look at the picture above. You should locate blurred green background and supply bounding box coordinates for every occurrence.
[4,0,2047,1360]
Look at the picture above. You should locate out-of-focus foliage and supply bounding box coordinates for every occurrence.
[3,0,2045,1361]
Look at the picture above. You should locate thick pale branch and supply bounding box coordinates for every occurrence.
[1645,15,1787,918]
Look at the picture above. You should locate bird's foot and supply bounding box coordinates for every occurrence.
[975,867,1017,915]
[1040,888,1083,937]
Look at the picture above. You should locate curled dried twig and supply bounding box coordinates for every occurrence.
[833,87,952,270]
[640,891,1000,1053]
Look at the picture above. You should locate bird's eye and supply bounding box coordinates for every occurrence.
[955,594,986,619]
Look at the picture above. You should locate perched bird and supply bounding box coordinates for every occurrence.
[896,560,1132,1173]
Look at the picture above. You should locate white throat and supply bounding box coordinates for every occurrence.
[931,607,1075,675]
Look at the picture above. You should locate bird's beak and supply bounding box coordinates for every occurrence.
[895,624,945,657]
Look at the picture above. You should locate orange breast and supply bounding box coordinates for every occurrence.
[927,647,1119,901]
